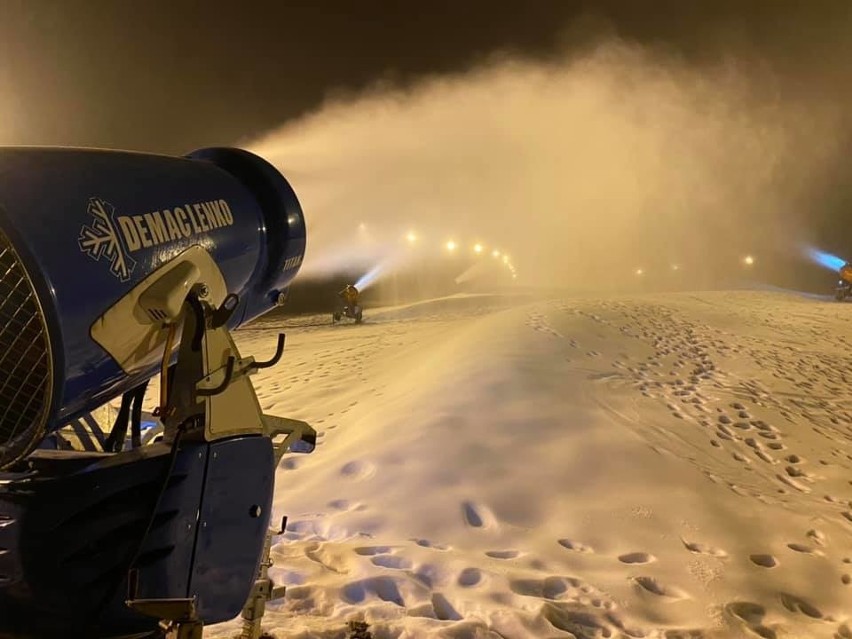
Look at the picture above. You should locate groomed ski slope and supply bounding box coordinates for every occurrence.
[196,290,851,639]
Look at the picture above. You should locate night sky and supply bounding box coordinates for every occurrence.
[1,1,849,154]
[1,1,850,281]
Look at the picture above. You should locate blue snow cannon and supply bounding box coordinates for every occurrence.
[0,146,315,638]
[0,145,305,466]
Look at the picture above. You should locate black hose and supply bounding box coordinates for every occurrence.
[185,293,206,352]
[105,379,150,453]
[129,380,149,449]
[104,392,133,453]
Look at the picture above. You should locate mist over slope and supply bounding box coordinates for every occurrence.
[250,37,845,292]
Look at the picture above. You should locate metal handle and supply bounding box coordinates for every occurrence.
[211,293,240,329]
[197,356,236,397]
[251,334,286,370]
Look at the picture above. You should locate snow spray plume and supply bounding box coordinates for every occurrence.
[355,261,387,292]
[249,36,846,291]
[805,247,846,272]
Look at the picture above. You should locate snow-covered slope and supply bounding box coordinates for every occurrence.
[206,291,852,639]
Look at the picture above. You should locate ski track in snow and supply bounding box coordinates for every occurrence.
[196,291,852,639]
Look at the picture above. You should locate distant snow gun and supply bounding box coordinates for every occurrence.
[333,283,363,324]
[835,262,852,301]
[0,146,316,638]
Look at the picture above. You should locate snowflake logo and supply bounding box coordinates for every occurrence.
[78,198,136,281]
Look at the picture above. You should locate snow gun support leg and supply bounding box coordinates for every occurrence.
[238,516,289,639]
[123,289,317,637]
[126,597,203,639]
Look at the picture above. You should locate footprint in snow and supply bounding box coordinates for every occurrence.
[371,555,412,570]
[485,549,521,560]
[806,529,827,547]
[632,576,690,601]
[461,501,495,529]
[749,554,778,568]
[779,592,824,619]
[353,545,395,556]
[725,600,775,637]
[457,567,483,587]
[431,593,462,621]
[280,454,305,470]
[682,539,728,558]
[342,576,405,606]
[328,499,351,511]
[340,459,376,481]
[558,539,594,553]
[510,576,574,600]
[618,552,656,565]
[411,538,450,551]
[787,543,822,555]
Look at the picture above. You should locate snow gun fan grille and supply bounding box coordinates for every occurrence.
[0,228,52,469]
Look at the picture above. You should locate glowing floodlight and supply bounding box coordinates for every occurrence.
[473,243,483,254]
[446,240,457,252]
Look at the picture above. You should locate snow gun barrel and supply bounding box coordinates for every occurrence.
[0,146,306,467]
